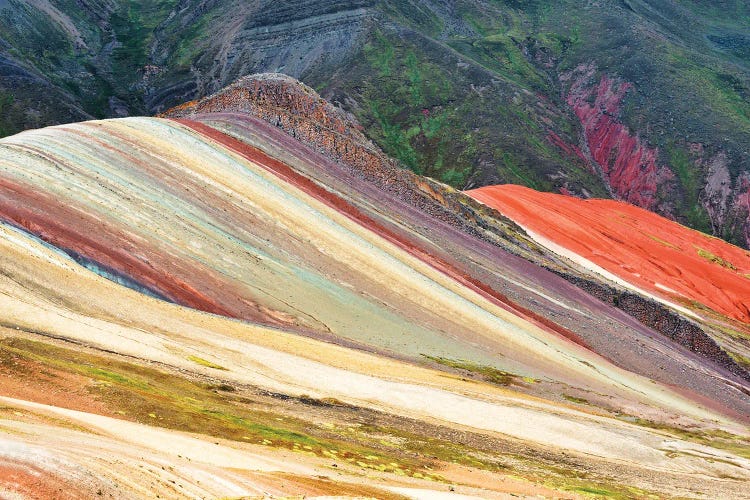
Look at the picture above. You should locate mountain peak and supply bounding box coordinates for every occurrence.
[165,72,370,145]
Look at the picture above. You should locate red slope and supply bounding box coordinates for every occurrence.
[565,68,673,210]
[467,184,750,323]
[177,119,592,350]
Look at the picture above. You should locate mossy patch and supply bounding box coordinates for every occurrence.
[187,355,228,370]
[0,337,429,479]
[616,412,750,460]
[422,355,535,386]
[643,232,682,250]
[562,394,590,405]
[695,246,737,269]
[0,335,681,497]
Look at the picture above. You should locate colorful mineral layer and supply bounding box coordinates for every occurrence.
[468,184,750,324]
[0,75,747,499]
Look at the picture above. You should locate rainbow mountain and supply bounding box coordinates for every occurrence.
[0,74,747,499]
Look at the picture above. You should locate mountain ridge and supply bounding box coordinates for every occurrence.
[2,0,750,246]
[167,73,750,386]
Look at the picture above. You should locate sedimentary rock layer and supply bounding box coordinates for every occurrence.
[468,184,750,385]
[468,184,750,323]
[0,75,748,498]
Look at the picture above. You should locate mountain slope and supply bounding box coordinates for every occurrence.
[0,211,746,498]
[1,0,750,247]
[0,111,715,407]
[469,184,750,376]
[0,74,748,497]
[469,184,750,324]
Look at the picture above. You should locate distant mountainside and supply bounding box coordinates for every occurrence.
[1,0,750,247]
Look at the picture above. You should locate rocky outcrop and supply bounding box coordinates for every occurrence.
[560,64,750,249]
[731,173,750,245]
[701,152,733,234]
[468,183,750,381]
[560,273,748,382]
[168,73,370,144]
[147,0,374,112]
[2,0,750,250]
[562,64,674,211]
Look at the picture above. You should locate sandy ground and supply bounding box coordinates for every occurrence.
[193,112,750,419]
[0,396,573,499]
[0,223,746,466]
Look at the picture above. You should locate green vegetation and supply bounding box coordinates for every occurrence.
[110,1,179,71]
[330,418,665,499]
[472,32,550,90]
[368,100,422,173]
[643,232,682,250]
[0,0,181,127]
[563,394,590,405]
[422,355,536,386]
[366,31,394,77]
[187,355,228,370]
[728,351,750,370]
[615,412,750,460]
[0,92,18,137]
[378,0,444,37]
[350,23,604,192]
[712,321,750,341]
[2,0,750,244]
[500,151,541,190]
[572,486,615,496]
[667,143,712,233]
[542,470,663,499]
[0,335,695,496]
[695,246,737,269]
[108,1,179,107]
[0,337,418,477]
[359,33,460,181]
[654,43,750,133]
